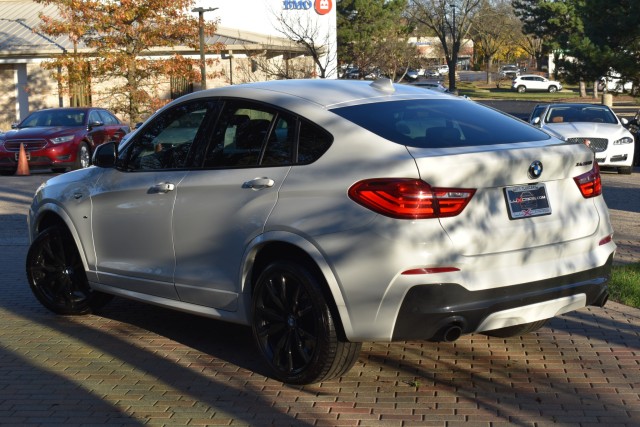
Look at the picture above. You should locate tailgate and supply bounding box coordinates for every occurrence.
[408,143,600,256]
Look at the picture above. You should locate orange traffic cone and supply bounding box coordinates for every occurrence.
[16,143,30,176]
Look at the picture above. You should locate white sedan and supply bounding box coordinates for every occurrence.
[530,103,635,174]
[26,79,615,384]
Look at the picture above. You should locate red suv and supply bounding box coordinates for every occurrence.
[0,107,129,174]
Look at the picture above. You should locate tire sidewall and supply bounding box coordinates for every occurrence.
[251,260,335,384]
[26,226,95,315]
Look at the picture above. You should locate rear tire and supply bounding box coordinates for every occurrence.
[517,85,526,93]
[26,225,112,315]
[251,260,361,384]
[483,319,548,338]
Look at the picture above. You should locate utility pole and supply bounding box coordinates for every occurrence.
[192,6,218,90]
[449,2,457,92]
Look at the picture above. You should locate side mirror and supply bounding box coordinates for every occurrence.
[88,120,104,129]
[93,141,117,168]
[532,117,541,126]
[11,122,19,129]
[620,117,629,126]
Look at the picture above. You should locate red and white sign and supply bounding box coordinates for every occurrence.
[315,0,332,15]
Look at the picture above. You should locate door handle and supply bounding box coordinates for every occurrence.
[150,182,175,194]
[243,177,275,190]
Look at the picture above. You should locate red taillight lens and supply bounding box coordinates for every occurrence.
[348,178,476,219]
[573,163,602,198]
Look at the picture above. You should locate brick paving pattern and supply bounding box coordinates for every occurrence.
[0,171,638,426]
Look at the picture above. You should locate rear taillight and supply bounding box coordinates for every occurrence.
[573,163,602,198]
[348,178,476,219]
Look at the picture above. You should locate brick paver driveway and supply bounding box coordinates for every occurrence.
[1,172,638,426]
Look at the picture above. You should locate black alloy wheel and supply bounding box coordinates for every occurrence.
[251,260,360,384]
[26,226,111,315]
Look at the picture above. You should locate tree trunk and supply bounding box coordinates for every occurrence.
[486,56,493,84]
[593,81,599,99]
[579,79,587,97]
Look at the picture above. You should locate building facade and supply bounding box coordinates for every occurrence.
[0,0,337,127]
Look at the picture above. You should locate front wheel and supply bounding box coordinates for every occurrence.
[74,142,91,170]
[26,226,112,315]
[548,85,558,93]
[251,260,361,384]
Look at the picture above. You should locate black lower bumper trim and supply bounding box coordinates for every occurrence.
[392,255,612,341]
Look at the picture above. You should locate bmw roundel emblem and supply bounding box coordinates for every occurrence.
[528,160,543,179]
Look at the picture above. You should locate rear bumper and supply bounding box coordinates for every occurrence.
[392,254,612,341]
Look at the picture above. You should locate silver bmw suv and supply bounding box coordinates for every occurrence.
[27,79,614,384]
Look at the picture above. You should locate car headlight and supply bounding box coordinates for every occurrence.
[50,135,75,144]
[613,136,633,145]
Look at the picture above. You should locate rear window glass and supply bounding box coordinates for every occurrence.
[331,99,550,148]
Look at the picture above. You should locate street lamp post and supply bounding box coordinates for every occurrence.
[192,6,218,90]
[450,2,456,92]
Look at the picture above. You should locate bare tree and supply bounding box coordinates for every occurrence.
[233,49,316,82]
[409,0,483,92]
[273,11,336,78]
[472,0,520,84]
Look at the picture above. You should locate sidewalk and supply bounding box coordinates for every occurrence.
[0,173,638,426]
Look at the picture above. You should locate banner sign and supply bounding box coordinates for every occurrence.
[283,0,333,15]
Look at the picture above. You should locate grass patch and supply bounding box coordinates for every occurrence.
[455,80,584,101]
[609,263,640,308]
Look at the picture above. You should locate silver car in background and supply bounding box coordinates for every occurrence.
[27,79,615,384]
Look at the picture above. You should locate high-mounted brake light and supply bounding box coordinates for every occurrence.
[348,178,476,219]
[573,163,602,198]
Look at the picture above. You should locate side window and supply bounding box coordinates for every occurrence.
[262,113,296,166]
[121,100,215,171]
[297,119,332,164]
[204,101,276,168]
[88,110,102,125]
[98,110,119,125]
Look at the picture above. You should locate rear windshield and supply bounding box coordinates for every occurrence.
[331,99,550,148]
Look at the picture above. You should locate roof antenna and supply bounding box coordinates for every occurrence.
[369,77,395,93]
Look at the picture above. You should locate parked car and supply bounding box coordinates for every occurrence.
[499,64,520,78]
[341,67,360,79]
[0,107,129,174]
[410,80,448,92]
[26,79,614,385]
[436,64,449,74]
[425,68,441,78]
[529,103,635,174]
[512,75,562,93]
[405,69,421,81]
[598,70,634,93]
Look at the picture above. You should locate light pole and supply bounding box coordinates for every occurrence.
[192,6,218,90]
[449,2,456,92]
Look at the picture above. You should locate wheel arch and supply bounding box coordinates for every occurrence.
[31,204,92,273]
[241,233,354,342]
